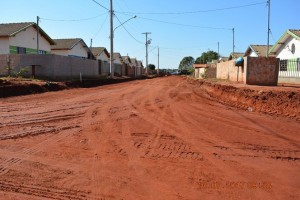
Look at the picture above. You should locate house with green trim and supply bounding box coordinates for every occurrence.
[0,22,55,55]
[269,29,300,83]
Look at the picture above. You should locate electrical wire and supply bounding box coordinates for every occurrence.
[40,12,108,22]
[114,14,144,44]
[91,0,109,11]
[115,1,266,15]
[92,13,110,39]
[117,13,231,30]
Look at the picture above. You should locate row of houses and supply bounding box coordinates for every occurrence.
[0,22,144,79]
[194,29,300,85]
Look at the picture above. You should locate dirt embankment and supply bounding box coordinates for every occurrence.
[188,79,300,121]
[0,77,144,98]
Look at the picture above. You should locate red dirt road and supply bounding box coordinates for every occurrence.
[0,76,299,200]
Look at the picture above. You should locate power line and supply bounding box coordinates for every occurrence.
[114,14,144,44]
[115,1,266,15]
[92,13,110,39]
[117,13,231,30]
[91,0,109,11]
[138,16,231,30]
[40,13,108,22]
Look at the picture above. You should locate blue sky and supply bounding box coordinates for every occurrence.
[2,0,299,69]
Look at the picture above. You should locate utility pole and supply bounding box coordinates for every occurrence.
[266,0,271,57]
[232,28,235,58]
[157,47,160,75]
[110,0,114,78]
[142,32,151,75]
[90,38,93,59]
[217,42,219,57]
[36,16,40,54]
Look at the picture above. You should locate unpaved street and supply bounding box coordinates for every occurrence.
[0,76,299,200]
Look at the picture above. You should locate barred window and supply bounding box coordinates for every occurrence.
[279,60,287,71]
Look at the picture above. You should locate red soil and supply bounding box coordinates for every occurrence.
[0,76,299,200]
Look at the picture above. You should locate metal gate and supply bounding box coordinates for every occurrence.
[279,59,300,77]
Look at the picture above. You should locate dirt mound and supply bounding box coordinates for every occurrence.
[188,78,300,121]
[0,77,147,98]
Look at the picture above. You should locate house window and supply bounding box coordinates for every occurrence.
[279,60,287,71]
[17,47,26,54]
[291,43,295,54]
[38,50,46,54]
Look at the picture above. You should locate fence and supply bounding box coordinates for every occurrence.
[279,59,300,77]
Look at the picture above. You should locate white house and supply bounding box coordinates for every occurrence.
[0,22,55,54]
[92,47,110,62]
[244,45,273,57]
[269,29,300,83]
[51,38,91,59]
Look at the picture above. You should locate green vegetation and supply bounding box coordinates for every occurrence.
[195,50,219,64]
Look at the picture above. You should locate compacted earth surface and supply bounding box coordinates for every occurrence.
[0,76,299,200]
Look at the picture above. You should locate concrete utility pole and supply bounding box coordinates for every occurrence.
[142,32,151,75]
[90,38,93,59]
[232,28,235,58]
[110,0,114,78]
[266,0,271,57]
[36,16,40,54]
[217,42,219,57]
[157,47,160,75]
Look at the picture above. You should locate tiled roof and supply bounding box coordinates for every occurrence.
[0,22,33,36]
[0,22,55,44]
[228,52,244,60]
[131,58,137,65]
[289,29,300,38]
[193,64,207,68]
[122,56,131,63]
[113,52,122,59]
[92,47,109,57]
[51,38,83,50]
[246,45,274,57]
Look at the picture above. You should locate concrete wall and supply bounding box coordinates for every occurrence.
[216,57,278,85]
[0,54,101,80]
[216,60,243,82]
[246,57,279,85]
[9,26,51,52]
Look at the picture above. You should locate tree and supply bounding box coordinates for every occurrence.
[178,56,195,70]
[148,64,155,70]
[195,50,219,64]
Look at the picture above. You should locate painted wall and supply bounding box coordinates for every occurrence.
[276,37,300,59]
[0,38,9,54]
[114,56,122,65]
[51,49,68,56]
[51,41,88,58]
[9,26,51,52]
[68,41,88,58]
[97,52,109,62]
[0,54,99,79]
[249,51,258,57]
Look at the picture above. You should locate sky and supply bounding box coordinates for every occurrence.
[1,0,300,69]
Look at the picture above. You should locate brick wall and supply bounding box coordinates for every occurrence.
[216,57,279,85]
[246,57,279,86]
